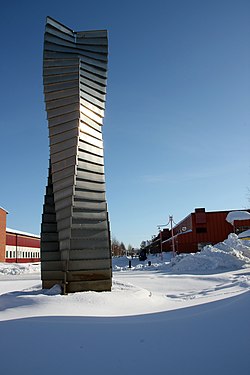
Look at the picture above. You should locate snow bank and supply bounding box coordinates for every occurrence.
[0,262,40,275]
[170,234,250,273]
[226,210,250,224]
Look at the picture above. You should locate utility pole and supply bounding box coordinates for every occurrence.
[157,224,166,261]
[157,214,176,259]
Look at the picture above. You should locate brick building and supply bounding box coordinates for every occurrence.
[0,207,40,263]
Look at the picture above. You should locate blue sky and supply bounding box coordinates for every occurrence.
[0,0,249,247]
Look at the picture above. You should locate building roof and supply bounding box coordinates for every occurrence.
[0,206,8,213]
[226,211,250,225]
[6,228,40,239]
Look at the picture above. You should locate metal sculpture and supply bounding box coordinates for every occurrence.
[41,17,112,293]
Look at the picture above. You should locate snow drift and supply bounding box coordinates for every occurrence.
[0,262,40,275]
[169,233,250,273]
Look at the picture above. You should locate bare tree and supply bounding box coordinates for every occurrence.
[111,236,126,256]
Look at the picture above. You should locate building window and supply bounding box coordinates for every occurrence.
[6,251,9,258]
[196,227,207,233]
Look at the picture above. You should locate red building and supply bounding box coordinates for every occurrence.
[0,207,40,263]
[150,208,250,254]
[0,207,7,262]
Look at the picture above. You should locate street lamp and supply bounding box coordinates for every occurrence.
[169,216,176,256]
[157,223,168,260]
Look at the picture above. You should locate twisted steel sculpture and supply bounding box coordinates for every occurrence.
[41,17,112,293]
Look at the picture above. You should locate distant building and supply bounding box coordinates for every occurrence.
[149,208,250,254]
[0,207,40,263]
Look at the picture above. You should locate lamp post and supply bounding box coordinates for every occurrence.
[157,224,167,260]
[169,215,176,257]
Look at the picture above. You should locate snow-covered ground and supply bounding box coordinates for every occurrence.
[0,234,250,374]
